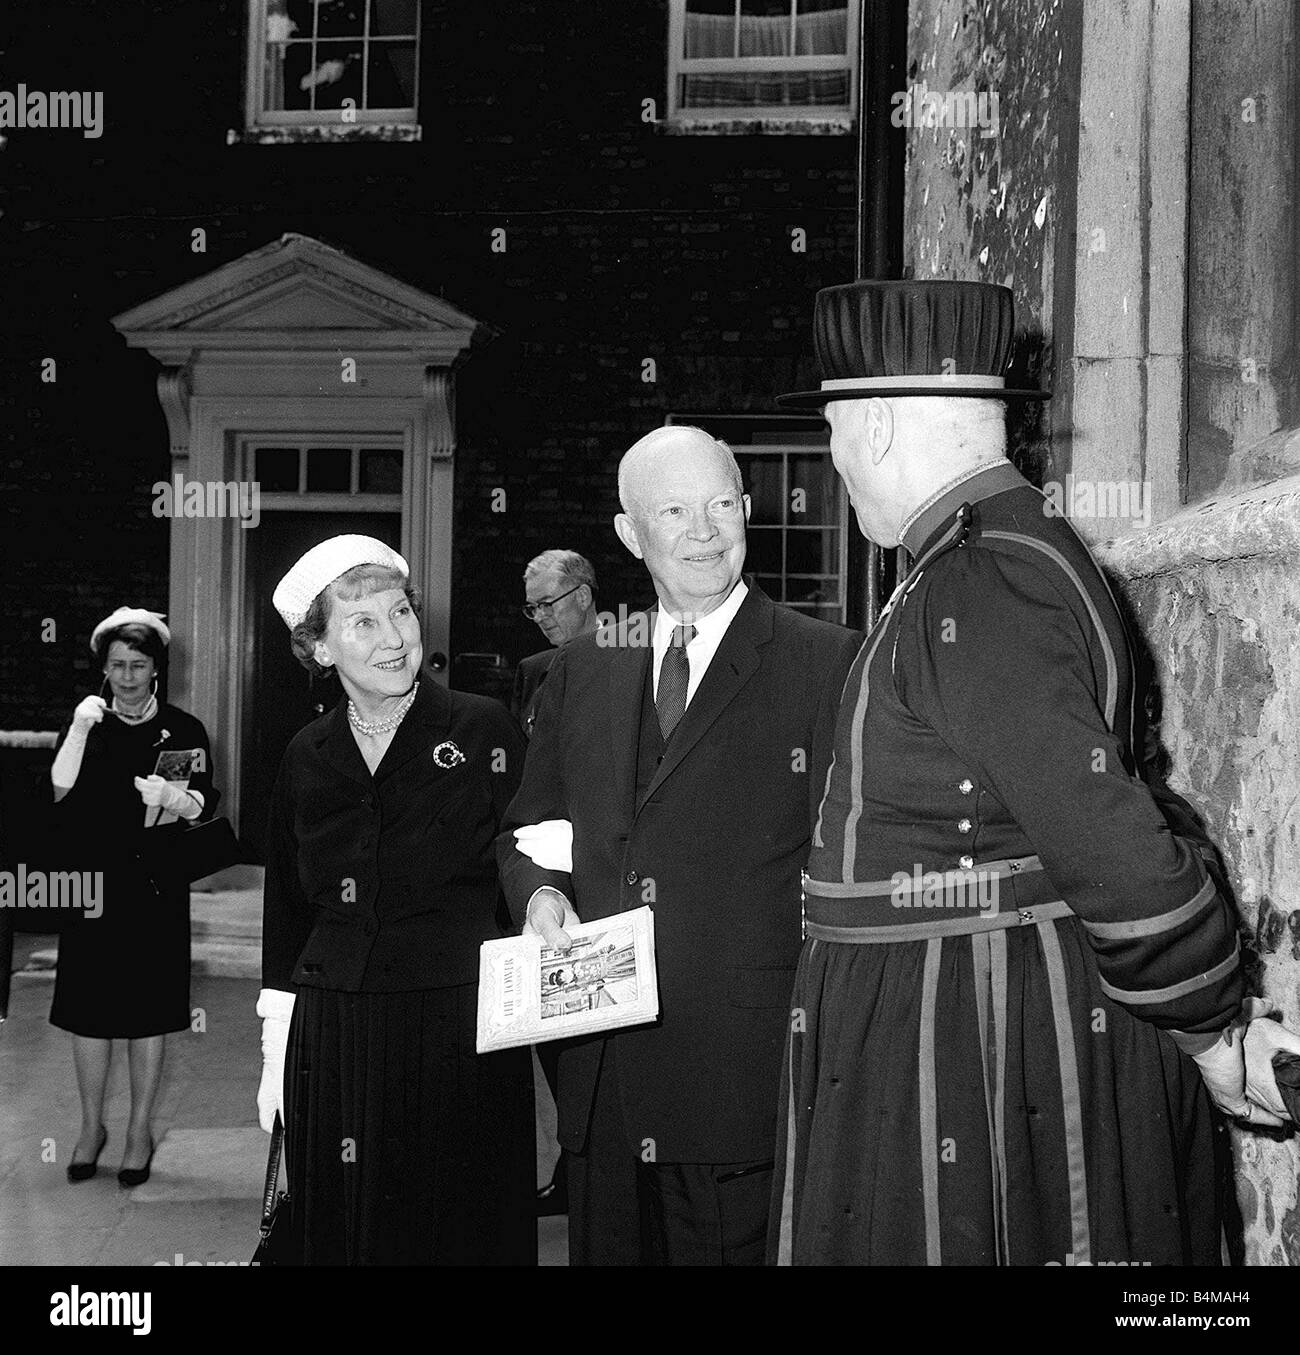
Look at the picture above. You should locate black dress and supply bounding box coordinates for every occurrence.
[262,677,536,1266]
[48,703,217,1039]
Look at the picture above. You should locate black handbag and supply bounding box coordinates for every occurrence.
[143,816,244,886]
[252,1114,299,1266]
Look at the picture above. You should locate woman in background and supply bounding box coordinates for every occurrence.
[257,535,535,1265]
[50,607,217,1187]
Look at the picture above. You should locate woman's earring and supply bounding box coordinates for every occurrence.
[150,676,159,697]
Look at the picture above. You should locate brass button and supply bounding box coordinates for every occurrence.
[959,855,974,870]
[958,818,972,833]
[958,779,974,795]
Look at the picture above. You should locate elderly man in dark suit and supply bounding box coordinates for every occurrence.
[498,425,861,1265]
[511,550,600,739]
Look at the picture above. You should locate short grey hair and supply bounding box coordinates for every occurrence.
[617,425,744,515]
[523,549,597,594]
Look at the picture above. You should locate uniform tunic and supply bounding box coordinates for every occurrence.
[770,461,1242,1266]
[49,703,216,1039]
[262,676,536,1265]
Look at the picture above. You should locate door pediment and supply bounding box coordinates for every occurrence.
[112,232,490,361]
[195,275,397,331]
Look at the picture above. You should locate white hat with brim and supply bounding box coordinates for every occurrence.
[89,607,171,653]
[272,534,409,630]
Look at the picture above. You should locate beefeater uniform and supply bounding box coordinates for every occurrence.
[769,281,1244,1266]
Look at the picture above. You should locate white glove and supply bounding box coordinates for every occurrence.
[133,775,200,818]
[72,695,107,729]
[256,988,295,1134]
[1189,1000,1286,1128]
[1244,1008,1300,1122]
[513,819,574,872]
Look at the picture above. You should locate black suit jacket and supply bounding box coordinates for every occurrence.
[263,675,524,993]
[498,585,862,1162]
[509,647,559,737]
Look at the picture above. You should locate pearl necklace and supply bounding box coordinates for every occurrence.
[111,694,159,725]
[348,682,419,737]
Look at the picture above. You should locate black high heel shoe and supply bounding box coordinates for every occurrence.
[117,1140,155,1189]
[66,1126,108,1183]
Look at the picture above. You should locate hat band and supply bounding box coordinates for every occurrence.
[820,374,1008,392]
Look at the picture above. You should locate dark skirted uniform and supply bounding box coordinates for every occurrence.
[770,460,1243,1266]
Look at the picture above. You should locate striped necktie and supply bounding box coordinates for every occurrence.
[656,623,696,740]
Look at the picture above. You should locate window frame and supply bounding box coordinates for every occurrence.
[243,0,421,139]
[665,0,861,130]
[241,433,406,512]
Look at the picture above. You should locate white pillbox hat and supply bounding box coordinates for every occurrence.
[89,607,171,652]
[272,534,409,629]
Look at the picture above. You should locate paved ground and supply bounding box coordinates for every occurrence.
[0,933,567,1266]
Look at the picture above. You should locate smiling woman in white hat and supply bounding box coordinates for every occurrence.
[257,534,535,1265]
[48,606,218,1188]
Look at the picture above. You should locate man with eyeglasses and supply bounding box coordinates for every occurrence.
[512,549,601,1217]
[512,550,600,739]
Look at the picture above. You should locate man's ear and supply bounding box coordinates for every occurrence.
[864,398,894,466]
[614,512,644,560]
[742,492,752,522]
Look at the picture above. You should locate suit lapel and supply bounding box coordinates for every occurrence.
[607,617,652,826]
[373,673,452,783]
[315,699,371,788]
[314,673,450,788]
[641,586,772,806]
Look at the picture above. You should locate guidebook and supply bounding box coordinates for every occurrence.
[145,748,202,828]
[476,905,659,1053]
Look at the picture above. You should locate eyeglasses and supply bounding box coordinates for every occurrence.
[522,584,583,621]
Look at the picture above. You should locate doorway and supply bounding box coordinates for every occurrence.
[240,509,402,856]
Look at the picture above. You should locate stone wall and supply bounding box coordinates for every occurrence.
[902,0,1083,484]
[1100,476,1300,1266]
[906,0,1300,1263]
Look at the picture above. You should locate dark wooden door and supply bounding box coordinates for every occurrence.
[240,510,401,858]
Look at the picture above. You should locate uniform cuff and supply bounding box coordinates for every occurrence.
[1168,1027,1225,1056]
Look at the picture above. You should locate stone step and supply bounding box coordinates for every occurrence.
[191,940,261,980]
[191,906,262,942]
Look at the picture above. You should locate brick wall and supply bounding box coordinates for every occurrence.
[0,0,857,729]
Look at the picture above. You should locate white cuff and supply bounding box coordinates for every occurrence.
[256,987,296,1022]
[513,818,574,872]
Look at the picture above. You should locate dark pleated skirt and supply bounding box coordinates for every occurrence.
[769,915,1224,1266]
[285,983,536,1266]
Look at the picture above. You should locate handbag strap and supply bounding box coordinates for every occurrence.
[260,1114,284,1231]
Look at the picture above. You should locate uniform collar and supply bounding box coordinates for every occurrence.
[900,459,1027,556]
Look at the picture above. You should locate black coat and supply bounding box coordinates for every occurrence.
[497,585,862,1162]
[47,703,218,1037]
[262,676,525,993]
[509,646,559,737]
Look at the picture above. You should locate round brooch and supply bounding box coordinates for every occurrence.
[432,740,466,769]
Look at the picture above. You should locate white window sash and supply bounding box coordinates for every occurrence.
[667,0,860,123]
[245,0,420,131]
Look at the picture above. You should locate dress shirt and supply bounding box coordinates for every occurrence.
[652,579,749,709]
